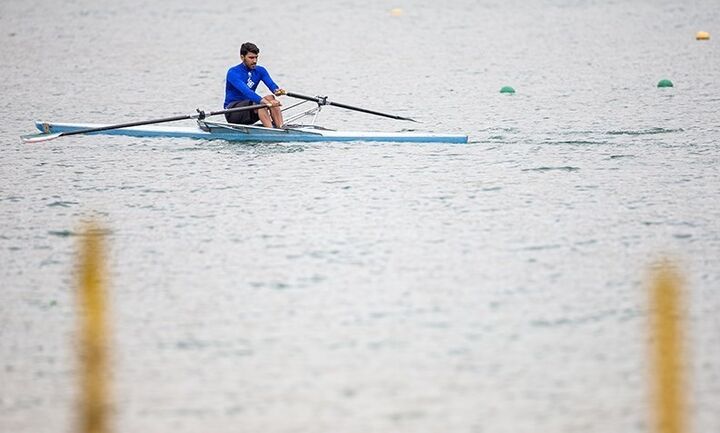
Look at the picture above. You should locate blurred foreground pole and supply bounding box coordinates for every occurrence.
[77,224,112,433]
[650,261,687,433]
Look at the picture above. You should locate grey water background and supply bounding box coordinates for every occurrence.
[1,0,719,432]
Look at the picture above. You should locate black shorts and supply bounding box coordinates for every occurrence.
[225,100,260,125]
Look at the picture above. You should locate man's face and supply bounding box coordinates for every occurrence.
[241,52,258,69]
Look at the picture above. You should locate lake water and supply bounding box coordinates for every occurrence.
[1,1,719,432]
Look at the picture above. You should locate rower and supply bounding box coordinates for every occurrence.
[224,42,286,128]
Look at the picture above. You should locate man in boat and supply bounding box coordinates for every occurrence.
[224,42,286,128]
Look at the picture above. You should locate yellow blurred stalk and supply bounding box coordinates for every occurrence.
[77,224,111,433]
[650,261,687,433]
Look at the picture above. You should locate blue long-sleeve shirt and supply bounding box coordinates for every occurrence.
[224,63,279,108]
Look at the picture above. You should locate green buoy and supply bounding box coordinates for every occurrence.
[657,79,674,88]
[500,86,515,94]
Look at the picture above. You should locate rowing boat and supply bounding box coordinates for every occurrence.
[22,92,469,144]
[34,120,468,143]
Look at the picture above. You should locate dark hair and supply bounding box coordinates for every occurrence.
[240,42,259,56]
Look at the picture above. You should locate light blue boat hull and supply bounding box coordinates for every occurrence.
[34,121,468,144]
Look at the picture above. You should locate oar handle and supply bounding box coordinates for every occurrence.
[285,92,418,122]
[207,103,267,118]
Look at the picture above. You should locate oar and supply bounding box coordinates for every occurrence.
[22,103,267,143]
[285,92,418,122]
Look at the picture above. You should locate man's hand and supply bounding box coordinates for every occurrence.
[262,97,281,107]
[274,88,287,96]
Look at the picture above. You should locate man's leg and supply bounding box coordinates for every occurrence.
[270,105,284,128]
[261,95,284,128]
[257,107,274,128]
[269,102,284,128]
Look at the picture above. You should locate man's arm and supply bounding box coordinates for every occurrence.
[226,69,263,103]
[258,67,285,96]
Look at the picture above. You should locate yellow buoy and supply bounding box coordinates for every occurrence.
[649,261,687,433]
[695,31,710,40]
[390,8,403,17]
[77,223,112,433]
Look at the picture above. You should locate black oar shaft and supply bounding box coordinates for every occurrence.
[285,92,417,122]
[329,100,415,121]
[54,104,267,138]
[58,114,193,137]
[206,104,267,117]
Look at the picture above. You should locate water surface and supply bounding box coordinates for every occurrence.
[1,1,719,432]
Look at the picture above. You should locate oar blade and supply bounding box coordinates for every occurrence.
[400,116,420,123]
[21,132,63,143]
